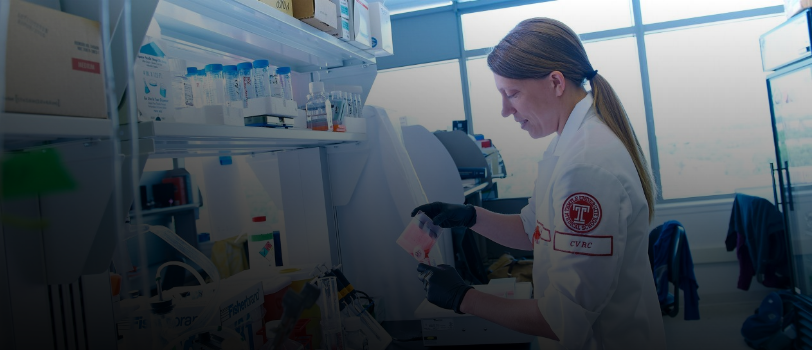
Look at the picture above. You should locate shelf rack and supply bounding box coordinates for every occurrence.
[120,121,367,158]
[155,0,376,71]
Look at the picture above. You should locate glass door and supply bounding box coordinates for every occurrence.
[768,63,812,295]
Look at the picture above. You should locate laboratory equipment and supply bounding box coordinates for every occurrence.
[239,62,257,102]
[253,59,272,98]
[306,82,333,131]
[343,317,369,350]
[205,64,226,106]
[329,91,347,132]
[245,115,295,128]
[275,67,293,100]
[318,276,345,350]
[224,65,242,107]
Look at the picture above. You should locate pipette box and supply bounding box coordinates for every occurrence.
[414,281,535,346]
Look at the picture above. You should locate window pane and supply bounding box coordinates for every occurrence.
[366,60,465,133]
[461,0,632,51]
[640,0,782,24]
[646,16,784,199]
[466,37,646,198]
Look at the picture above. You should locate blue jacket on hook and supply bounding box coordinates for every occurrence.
[652,220,700,320]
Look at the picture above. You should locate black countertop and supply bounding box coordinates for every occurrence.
[381,320,536,350]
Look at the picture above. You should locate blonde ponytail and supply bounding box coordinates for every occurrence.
[589,74,657,221]
[488,17,658,221]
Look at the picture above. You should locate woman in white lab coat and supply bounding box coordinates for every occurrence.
[413,18,666,350]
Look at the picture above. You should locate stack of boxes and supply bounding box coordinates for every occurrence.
[281,0,394,56]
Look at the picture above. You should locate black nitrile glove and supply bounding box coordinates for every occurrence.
[417,263,473,314]
[411,202,477,228]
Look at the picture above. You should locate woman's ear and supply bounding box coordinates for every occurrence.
[549,71,566,97]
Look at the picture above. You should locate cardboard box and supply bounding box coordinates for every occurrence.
[259,0,293,17]
[368,2,393,56]
[785,0,812,18]
[134,38,172,122]
[5,0,107,119]
[293,0,338,33]
[349,0,371,49]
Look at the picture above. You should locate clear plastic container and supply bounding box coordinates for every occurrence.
[342,92,355,118]
[238,62,257,101]
[204,64,226,106]
[276,66,293,100]
[224,65,242,107]
[319,276,345,350]
[253,59,272,98]
[306,82,332,131]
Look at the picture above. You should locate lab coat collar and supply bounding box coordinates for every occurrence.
[552,92,593,157]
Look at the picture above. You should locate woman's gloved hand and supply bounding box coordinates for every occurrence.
[411,202,477,228]
[417,263,473,314]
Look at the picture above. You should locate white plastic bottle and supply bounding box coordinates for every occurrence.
[306,82,332,131]
[344,317,369,350]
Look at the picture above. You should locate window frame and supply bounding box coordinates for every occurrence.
[387,0,784,203]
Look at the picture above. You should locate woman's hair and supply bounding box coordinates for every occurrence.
[487,18,657,221]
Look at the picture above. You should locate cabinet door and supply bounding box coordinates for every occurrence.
[768,64,812,293]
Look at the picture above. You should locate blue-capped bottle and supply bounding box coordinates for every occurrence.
[204,64,225,106]
[275,67,293,100]
[237,62,256,101]
[223,65,242,107]
[253,59,272,98]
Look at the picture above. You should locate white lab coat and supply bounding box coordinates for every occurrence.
[519,93,666,350]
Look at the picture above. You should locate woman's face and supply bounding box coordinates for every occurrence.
[493,73,565,139]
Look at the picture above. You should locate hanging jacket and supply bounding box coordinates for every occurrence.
[652,220,700,320]
[725,194,790,290]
